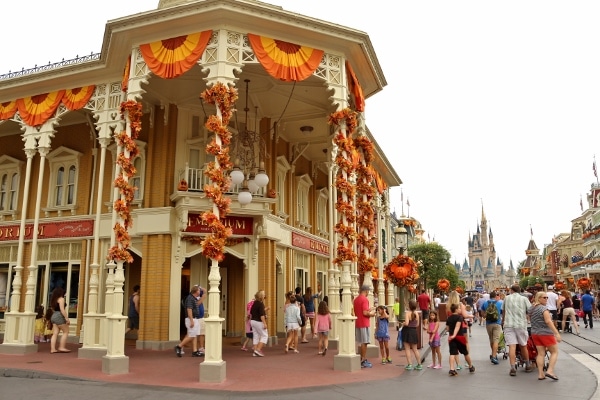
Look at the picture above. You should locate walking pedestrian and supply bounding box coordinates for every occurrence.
[581,289,594,329]
[558,290,580,335]
[175,285,201,357]
[529,291,561,380]
[315,300,332,356]
[250,290,268,357]
[284,292,301,354]
[125,284,140,336]
[402,300,422,371]
[502,284,534,376]
[49,287,71,353]
[375,305,391,364]
[481,291,502,365]
[446,303,475,376]
[241,297,254,351]
[417,289,431,321]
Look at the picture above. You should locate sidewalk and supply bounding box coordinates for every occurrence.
[1,320,599,399]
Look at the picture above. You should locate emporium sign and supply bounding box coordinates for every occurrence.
[0,219,94,242]
[292,232,329,256]
[186,214,254,235]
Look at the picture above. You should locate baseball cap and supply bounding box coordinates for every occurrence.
[548,285,554,290]
[360,284,370,292]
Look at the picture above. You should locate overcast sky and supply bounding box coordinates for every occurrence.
[2,1,598,267]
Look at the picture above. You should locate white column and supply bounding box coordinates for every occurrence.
[0,143,36,354]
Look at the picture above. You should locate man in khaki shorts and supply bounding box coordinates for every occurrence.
[481,291,502,365]
[502,284,533,376]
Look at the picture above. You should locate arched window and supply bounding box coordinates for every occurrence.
[0,174,7,211]
[45,147,81,214]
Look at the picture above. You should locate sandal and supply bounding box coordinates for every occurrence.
[545,373,558,381]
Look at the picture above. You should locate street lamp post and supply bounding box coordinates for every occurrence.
[393,225,408,324]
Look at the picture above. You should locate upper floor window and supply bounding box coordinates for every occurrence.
[47,147,81,211]
[295,174,312,229]
[0,156,23,218]
[316,188,328,237]
[109,141,147,204]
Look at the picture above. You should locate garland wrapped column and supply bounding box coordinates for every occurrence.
[329,109,359,371]
[198,82,236,383]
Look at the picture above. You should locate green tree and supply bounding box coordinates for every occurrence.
[407,243,453,290]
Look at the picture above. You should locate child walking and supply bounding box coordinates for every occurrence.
[241,298,254,351]
[446,303,475,376]
[375,305,392,364]
[426,310,442,369]
[403,300,422,370]
[315,301,332,356]
[465,305,474,337]
[34,305,46,343]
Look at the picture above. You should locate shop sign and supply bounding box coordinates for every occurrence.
[186,214,253,235]
[0,219,94,242]
[292,232,329,256]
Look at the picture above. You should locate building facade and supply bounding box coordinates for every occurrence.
[0,0,401,379]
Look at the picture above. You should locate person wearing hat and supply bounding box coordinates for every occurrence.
[354,284,376,368]
[546,285,559,329]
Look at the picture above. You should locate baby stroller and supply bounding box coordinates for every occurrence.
[516,329,549,371]
[498,330,508,360]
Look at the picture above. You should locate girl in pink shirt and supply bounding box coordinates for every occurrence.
[315,301,332,356]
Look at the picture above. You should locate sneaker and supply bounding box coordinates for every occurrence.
[361,360,373,368]
[192,351,203,357]
[491,357,499,365]
[174,345,182,357]
[525,364,534,373]
[386,358,393,364]
[253,350,265,357]
[322,348,327,356]
[427,363,435,368]
[241,347,248,352]
[405,364,413,370]
[382,358,387,364]
[449,370,458,376]
[509,368,516,376]
[456,365,462,370]
[415,364,423,370]
[469,365,476,373]
[433,364,442,369]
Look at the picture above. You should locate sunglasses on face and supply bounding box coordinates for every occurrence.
[541,296,548,299]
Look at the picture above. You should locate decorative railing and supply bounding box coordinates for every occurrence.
[178,164,265,197]
[0,53,101,80]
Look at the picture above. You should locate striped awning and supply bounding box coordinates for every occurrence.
[585,248,597,259]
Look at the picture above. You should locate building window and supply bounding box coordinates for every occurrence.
[295,252,310,292]
[108,141,147,204]
[0,156,23,218]
[316,188,328,237]
[46,147,81,214]
[295,174,313,229]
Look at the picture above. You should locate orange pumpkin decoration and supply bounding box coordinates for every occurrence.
[437,278,450,291]
[577,277,591,289]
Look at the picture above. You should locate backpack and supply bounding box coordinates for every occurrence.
[485,300,499,322]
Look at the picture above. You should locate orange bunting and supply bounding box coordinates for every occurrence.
[140,31,212,79]
[122,56,131,92]
[16,91,65,126]
[345,61,365,112]
[248,34,324,82]
[0,100,17,121]
[63,85,95,110]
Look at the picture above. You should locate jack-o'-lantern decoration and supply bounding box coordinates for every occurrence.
[577,277,591,289]
[384,254,419,287]
[455,286,464,295]
[437,278,450,292]
[554,281,566,291]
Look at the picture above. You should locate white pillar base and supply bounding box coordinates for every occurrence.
[200,360,226,383]
[102,355,129,375]
[0,343,38,354]
[334,354,361,371]
[366,343,379,358]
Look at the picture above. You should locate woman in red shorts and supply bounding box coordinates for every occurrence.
[528,291,561,380]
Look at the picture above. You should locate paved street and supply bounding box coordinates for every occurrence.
[1,317,599,400]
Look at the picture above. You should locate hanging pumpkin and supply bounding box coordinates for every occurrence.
[577,277,591,289]
[178,179,188,191]
[437,278,450,292]
[455,286,464,295]
[384,254,419,287]
[554,281,566,290]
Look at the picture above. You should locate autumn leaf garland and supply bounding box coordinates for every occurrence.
[198,83,238,261]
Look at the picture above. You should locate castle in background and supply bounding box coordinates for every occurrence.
[455,206,517,291]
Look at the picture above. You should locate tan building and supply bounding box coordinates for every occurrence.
[0,0,400,380]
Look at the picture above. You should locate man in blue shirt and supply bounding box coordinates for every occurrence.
[481,291,503,365]
[581,289,594,329]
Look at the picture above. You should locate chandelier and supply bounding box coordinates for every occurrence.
[229,79,269,205]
